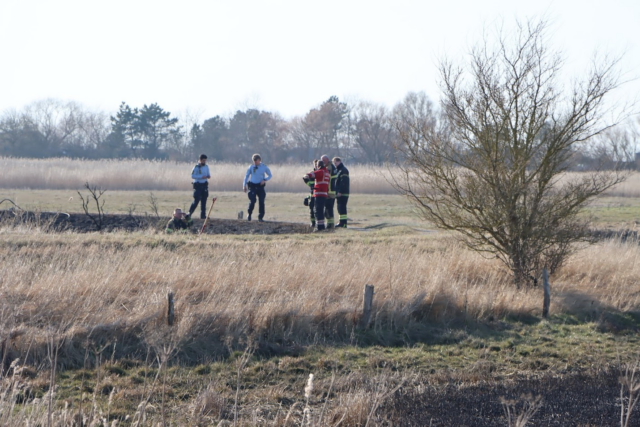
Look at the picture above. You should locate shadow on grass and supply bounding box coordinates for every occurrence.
[2,289,639,371]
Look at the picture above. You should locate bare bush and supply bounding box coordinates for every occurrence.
[619,360,640,427]
[77,181,106,231]
[500,394,542,427]
[392,19,631,286]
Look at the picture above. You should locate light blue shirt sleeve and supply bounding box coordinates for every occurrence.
[243,165,252,187]
[263,164,272,182]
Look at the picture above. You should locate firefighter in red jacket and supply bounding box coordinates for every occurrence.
[304,160,331,231]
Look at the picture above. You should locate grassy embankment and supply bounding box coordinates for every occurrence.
[0,228,639,424]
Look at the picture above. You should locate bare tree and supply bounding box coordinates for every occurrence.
[392,19,630,286]
[77,182,106,231]
[23,99,82,153]
[350,101,397,163]
[0,100,110,158]
[290,96,349,159]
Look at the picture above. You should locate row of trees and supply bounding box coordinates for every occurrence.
[0,95,413,163]
[2,93,636,166]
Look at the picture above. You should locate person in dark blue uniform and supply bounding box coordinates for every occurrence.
[189,154,211,219]
[333,157,350,228]
[243,154,272,222]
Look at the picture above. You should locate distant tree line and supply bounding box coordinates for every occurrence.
[0,94,637,166]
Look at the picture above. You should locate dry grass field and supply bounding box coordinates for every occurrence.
[1,158,640,425]
[0,157,397,194]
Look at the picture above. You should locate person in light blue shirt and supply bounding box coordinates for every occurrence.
[189,154,211,219]
[243,153,272,222]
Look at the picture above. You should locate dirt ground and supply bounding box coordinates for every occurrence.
[0,209,311,235]
[382,370,628,426]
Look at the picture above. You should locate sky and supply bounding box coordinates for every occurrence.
[0,0,638,121]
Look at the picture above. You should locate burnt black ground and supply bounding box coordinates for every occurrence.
[382,371,629,426]
[0,209,311,234]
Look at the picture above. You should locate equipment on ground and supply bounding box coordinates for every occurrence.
[199,197,217,235]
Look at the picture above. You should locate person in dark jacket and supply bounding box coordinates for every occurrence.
[166,208,193,233]
[321,154,337,229]
[333,157,350,228]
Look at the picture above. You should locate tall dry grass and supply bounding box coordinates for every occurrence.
[603,173,640,198]
[1,226,640,424]
[1,229,639,368]
[0,157,397,194]
[4,156,640,197]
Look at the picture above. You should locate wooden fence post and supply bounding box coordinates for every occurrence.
[542,268,550,319]
[360,284,374,329]
[167,292,175,326]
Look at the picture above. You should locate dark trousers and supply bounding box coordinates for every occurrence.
[324,197,335,226]
[247,184,266,219]
[309,196,316,225]
[189,183,208,218]
[314,196,326,230]
[337,196,349,227]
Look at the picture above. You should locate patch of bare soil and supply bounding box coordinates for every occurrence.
[383,371,629,426]
[0,209,311,235]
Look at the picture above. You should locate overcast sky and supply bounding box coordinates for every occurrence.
[0,0,638,120]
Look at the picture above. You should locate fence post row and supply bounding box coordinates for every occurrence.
[168,292,175,326]
[361,284,375,329]
[166,285,376,328]
[542,268,550,319]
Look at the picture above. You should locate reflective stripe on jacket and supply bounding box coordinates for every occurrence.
[335,163,350,195]
[307,167,330,198]
[328,163,338,196]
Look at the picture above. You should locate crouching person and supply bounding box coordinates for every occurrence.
[166,208,193,233]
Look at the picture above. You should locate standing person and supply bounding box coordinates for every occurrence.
[304,160,330,231]
[189,154,210,219]
[321,154,338,229]
[303,159,319,228]
[165,208,193,233]
[333,157,350,228]
[243,153,272,222]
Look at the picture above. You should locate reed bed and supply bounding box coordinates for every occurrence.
[4,156,640,197]
[1,230,638,368]
[0,157,397,194]
[603,172,640,197]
